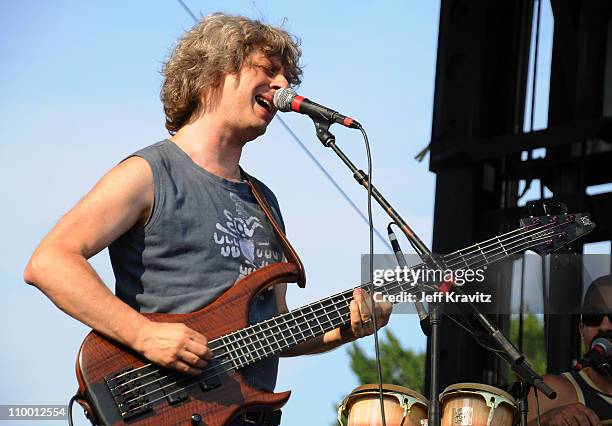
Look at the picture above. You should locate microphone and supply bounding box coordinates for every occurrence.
[574,337,611,371]
[387,225,430,336]
[273,88,361,129]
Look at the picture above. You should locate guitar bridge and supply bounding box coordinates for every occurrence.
[104,367,157,421]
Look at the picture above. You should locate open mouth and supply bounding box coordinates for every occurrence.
[255,95,274,113]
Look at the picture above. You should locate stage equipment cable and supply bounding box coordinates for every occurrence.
[67,394,77,426]
[359,125,387,426]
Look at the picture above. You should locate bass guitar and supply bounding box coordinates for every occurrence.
[75,211,595,425]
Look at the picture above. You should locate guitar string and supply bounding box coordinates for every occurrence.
[111,218,568,399]
[443,223,529,259]
[116,223,569,412]
[111,218,559,396]
[110,217,562,386]
[109,292,355,397]
[440,217,563,266]
[115,291,357,401]
[222,217,571,358]
[118,298,358,408]
[110,290,356,397]
[120,230,567,413]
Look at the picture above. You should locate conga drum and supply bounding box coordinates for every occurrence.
[338,384,429,426]
[439,383,518,426]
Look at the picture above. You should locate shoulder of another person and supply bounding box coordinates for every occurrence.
[527,373,577,422]
[528,373,585,423]
[542,373,581,404]
[583,367,612,394]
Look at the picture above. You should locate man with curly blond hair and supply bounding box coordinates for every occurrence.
[25,13,391,425]
[161,13,302,135]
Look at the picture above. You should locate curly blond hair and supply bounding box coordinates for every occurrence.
[161,13,302,134]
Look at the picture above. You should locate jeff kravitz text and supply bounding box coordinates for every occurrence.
[374,291,492,304]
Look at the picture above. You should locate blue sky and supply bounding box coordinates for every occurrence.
[0,1,576,425]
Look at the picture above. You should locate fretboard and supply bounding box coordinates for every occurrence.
[210,217,563,370]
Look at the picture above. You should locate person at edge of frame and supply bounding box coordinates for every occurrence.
[527,274,611,426]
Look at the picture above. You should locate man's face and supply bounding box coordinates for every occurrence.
[213,50,289,143]
[580,314,612,349]
[580,285,612,349]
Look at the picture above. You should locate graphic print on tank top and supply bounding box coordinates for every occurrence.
[213,192,282,280]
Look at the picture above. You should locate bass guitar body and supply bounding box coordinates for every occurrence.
[76,262,300,426]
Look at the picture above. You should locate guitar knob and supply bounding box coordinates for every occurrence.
[191,413,202,425]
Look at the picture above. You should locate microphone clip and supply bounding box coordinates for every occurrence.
[313,118,336,147]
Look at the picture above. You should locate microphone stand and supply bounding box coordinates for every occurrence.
[508,381,531,426]
[310,119,556,426]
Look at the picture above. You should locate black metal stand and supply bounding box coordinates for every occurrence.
[510,381,531,426]
[427,304,442,425]
[311,119,556,426]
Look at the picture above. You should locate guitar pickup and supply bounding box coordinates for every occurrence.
[199,375,221,392]
[198,359,222,392]
[155,372,189,405]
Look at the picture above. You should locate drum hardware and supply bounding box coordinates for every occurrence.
[338,384,429,426]
[439,383,518,426]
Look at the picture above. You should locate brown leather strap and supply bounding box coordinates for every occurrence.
[244,173,306,288]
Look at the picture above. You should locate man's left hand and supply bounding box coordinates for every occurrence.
[344,288,392,340]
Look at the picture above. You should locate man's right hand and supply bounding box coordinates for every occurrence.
[536,402,601,426]
[134,321,213,376]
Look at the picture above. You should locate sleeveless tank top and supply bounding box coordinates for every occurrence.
[562,370,611,420]
[108,139,285,391]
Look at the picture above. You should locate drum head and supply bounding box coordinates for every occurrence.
[440,382,516,405]
[350,383,429,404]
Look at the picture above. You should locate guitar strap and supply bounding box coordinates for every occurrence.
[244,172,306,288]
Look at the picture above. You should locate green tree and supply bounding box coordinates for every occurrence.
[347,328,426,392]
[333,329,426,425]
[508,313,547,380]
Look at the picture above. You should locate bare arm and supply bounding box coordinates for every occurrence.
[24,157,211,375]
[276,285,392,357]
[527,374,601,426]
